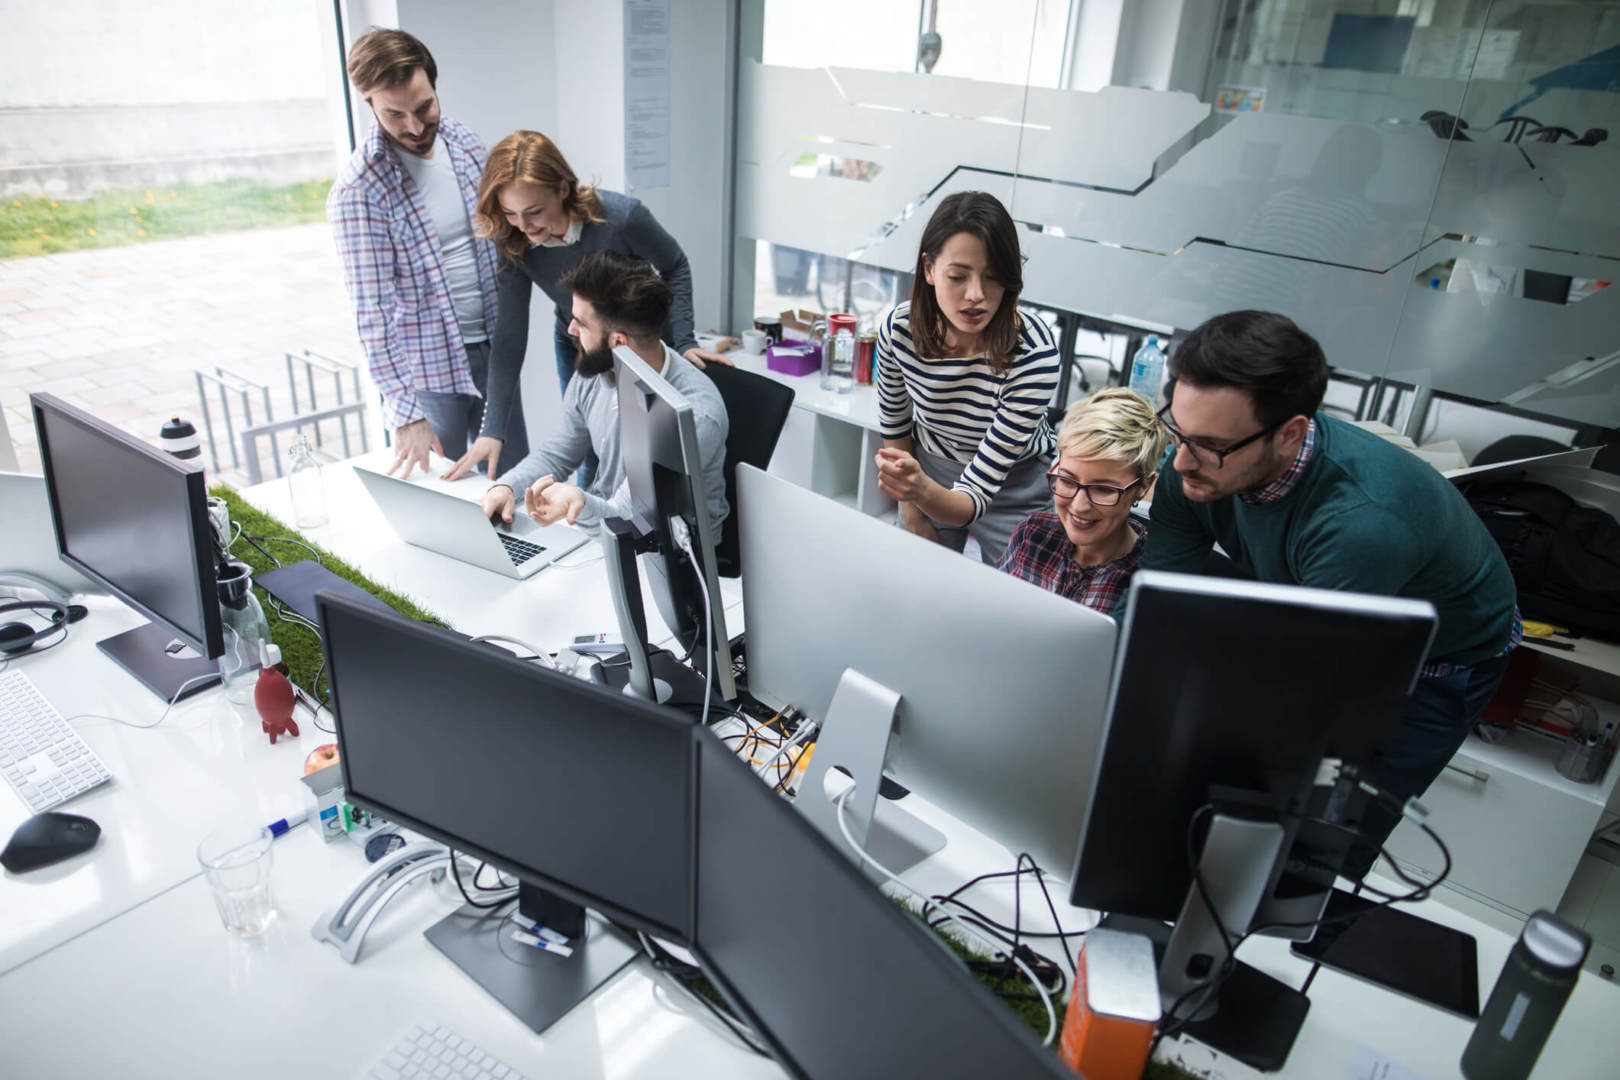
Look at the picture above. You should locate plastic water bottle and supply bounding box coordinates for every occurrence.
[823,326,855,394]
[1128,336,1166,406]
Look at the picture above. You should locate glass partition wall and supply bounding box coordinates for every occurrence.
[735,0,1619,454]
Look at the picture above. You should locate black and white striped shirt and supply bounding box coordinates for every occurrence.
[876,302,1060,523]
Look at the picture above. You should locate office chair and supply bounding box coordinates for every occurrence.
[702,363,795,577]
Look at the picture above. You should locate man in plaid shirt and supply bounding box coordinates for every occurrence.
[327,29,528,479]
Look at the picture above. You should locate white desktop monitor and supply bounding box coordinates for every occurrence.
[609,345,735,702]
[736,464,1118,876]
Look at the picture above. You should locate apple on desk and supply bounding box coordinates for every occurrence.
[304,743,339,775]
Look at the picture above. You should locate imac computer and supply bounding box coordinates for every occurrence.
[692,726,1073,1080]
[1068,570,1438,1070]
[735,463,1118,877]
[30,393,224,700]
[595,344,734,705]
[316,591,698,1035]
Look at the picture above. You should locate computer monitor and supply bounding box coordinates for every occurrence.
[1068,570,1437,1069]
[735,463,1118,878]
[30,393,223,700]
[316,590,697,1034]
[597,345,734,705]
[692,726,1073,1080]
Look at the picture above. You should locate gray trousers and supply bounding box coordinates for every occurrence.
[416,340,529,475]
[912,446,1053,565]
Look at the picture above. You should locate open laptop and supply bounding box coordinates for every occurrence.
[0,471,98,600]
[353,467,589,579]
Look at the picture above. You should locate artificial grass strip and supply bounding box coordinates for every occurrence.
[210,485,443,697]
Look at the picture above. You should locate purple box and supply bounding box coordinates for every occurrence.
[767,341,821,377]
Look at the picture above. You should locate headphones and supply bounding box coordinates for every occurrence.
[0,600,88,657]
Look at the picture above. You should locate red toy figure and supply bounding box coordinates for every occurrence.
[254,641,299,744]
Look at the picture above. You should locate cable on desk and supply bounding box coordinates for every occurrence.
[668,517,714,727]
[66,671,222,731]
[832,787,1058,1046]
[448,849,516,909]
[469,633,559,672]
[242,534,324,567]
[636,931,770,1057]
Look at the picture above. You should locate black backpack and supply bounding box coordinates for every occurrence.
[1464,478,1620,639]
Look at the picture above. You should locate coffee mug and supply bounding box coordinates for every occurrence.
[742,329,767,355]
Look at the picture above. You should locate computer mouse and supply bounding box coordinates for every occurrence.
[1,811,101,873]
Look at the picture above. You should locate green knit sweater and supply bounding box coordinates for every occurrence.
[1132,415,1517,667]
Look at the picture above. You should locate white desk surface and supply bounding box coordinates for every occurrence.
[725,350,884,433]
[3,453,1619,1077]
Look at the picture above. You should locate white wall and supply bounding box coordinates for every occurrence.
[630,0,733,337]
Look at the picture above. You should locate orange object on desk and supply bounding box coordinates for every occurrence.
[1058,928,1160,1079]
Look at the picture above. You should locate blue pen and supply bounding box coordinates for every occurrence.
[266,811,307,838]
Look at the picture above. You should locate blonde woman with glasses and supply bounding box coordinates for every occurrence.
[996,387,1167,615]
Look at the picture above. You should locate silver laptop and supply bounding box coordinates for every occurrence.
[353,468,589,579]
[0,471,99,600]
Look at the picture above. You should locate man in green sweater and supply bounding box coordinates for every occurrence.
[1130,310,1519,875]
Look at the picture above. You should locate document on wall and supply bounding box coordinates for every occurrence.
[624,0,670,192]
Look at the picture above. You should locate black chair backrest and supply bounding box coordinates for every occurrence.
[703,363,796,577]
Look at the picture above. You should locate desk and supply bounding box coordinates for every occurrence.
[3,456,1618,1077]
[725,352,896,517]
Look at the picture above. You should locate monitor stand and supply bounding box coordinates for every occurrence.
[96,621,219,702]
[424,882,638,1036]
[798,667,947,876]
[1155,811,1309,1072]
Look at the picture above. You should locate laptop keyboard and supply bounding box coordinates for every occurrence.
[495,531,547,567]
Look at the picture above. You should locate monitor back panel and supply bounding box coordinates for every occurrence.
[692,728,1071,1080]
[318,592,697,941]
[1070,570,1437,919]
[736,465,1117,875]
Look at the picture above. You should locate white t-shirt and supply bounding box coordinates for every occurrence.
[398,141,487,344]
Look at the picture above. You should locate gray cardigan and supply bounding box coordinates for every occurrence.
[480,190,699,441]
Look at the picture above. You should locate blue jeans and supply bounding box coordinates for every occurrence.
[1344,650,1512,879]
[553,326,597,489]
[416,340,529,476]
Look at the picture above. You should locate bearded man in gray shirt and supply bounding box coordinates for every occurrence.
[478,251,729,538]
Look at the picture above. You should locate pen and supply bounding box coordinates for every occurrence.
[266,811,307,838]
[511,928,574,957]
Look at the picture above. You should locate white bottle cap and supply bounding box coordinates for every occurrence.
[260,640,282,668]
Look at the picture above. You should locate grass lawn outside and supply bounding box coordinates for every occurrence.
[1,178,333,258]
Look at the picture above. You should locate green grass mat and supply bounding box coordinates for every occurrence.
[210,485,442,702]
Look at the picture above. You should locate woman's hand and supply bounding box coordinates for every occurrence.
[683,346,734,370]
[875,447,932,503]
[442,436,504,482]
[899,500,940,543]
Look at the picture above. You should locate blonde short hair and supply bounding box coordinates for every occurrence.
[1056,387,1167,480]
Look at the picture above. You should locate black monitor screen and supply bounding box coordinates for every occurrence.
[692,728,1069,1079]
[1069,572,1436,921]
[318,592,697,941]
[30,393,221,656]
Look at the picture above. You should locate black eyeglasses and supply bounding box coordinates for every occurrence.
[1045,470,1144,506]
[1156,405,1280,470]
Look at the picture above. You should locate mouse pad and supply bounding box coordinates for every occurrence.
[256,561,395,626]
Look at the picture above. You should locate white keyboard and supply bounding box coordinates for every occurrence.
[0,670,112,813]
[362,1022,528,1080]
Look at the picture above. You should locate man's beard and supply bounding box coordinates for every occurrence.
[575,337,614,377]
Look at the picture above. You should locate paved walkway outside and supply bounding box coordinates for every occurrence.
[0,222,364,484]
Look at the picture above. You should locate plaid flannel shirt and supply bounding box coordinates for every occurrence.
[327,117,500,430]
[997,513,1146,616]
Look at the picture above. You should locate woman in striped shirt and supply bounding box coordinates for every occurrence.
[874,191,1061,564]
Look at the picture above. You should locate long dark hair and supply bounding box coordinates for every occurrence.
[908,191,1024,372]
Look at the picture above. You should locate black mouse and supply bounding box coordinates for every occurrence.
[1,811,101,873]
